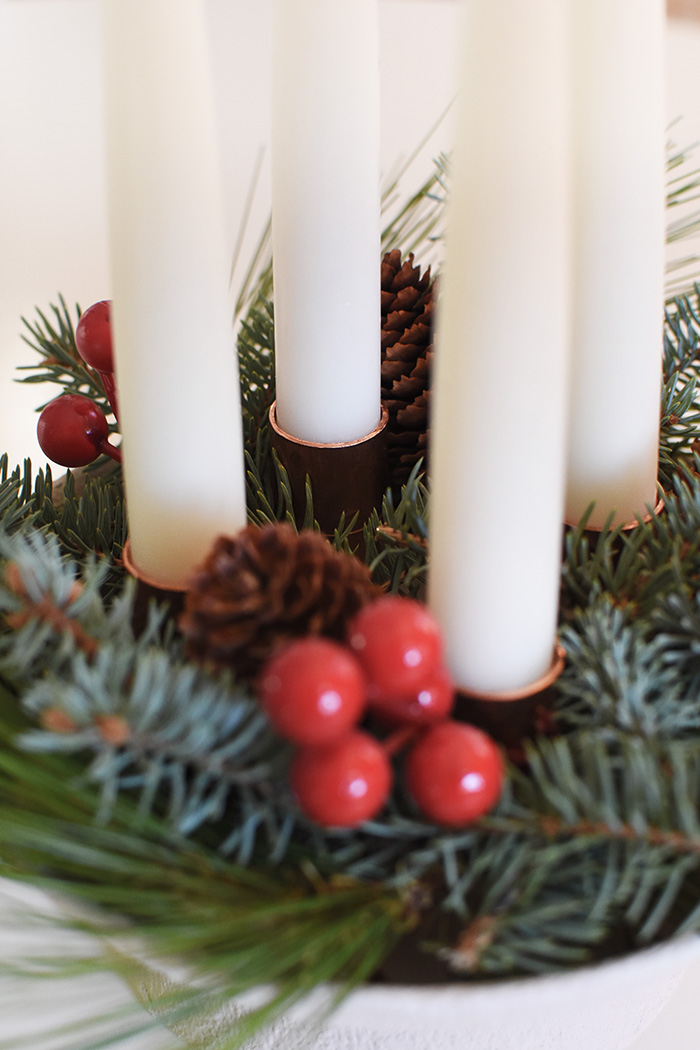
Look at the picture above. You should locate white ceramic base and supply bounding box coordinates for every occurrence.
[1,879,699,1050]
[186,934,700,1050]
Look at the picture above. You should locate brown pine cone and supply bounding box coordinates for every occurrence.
[381,249,435,485]
[180,523,381,681]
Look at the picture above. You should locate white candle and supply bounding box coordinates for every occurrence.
[271,0,381,444]
[428,0,571,695]
[565,0,665,528]
[103,0,247,590]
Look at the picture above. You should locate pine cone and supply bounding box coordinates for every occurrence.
[180,524,380,680]
[381,250,435,485]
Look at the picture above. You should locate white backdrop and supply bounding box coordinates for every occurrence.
[3,3,700,470]
[0,0,459,467]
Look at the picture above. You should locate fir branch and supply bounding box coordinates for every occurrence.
[16,296,116,430]
[38,464,127,564]
[0,720,408,1050]
[364,463,429,592]
[236,295,275,448]
[0,456,41,535]
[19,645,291,863]
[555,600,698,738]
[660,290,700,481]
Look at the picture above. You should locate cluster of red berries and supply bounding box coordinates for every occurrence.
[257,595,504,829]
[37,300,122,468]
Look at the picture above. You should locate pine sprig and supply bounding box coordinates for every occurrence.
[0,456,40,535]
[555,601,696,737]
[16,296,115,425]
[20,645,291,864]
[237,295,275,448]
[0,700,408,1050]
[363,462,429,593]
[660,290,700,482]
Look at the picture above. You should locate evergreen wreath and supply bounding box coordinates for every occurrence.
[2,148,700,1049]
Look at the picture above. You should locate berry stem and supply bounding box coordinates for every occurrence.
[98,438,123,464]
[99,371,120,422]
[383,724,420,758]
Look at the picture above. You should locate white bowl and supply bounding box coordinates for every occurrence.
[1,879,699,1050]
[218,935,700,1050]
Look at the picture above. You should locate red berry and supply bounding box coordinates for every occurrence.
[347,596,443,702]
[291,730,392,828]
[258,637,366,746]
[75,300,113,373]
[371,665,455,726]
[37,394,109,467]
[405,721,504,826]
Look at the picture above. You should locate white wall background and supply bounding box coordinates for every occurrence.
[2,3,700,469]
[0,0,458,467]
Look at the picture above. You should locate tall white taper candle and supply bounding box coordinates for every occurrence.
[103,0,247,591]
[271,0,381,445]
[428,0,571,695]
[565,0,665,528]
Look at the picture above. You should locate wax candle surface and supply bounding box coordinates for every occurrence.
[103,0,247,590]
[428,0,571,695]
[565,0,665,528]
[271,0,381,444]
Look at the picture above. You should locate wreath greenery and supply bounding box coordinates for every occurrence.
[2,149,700,1048]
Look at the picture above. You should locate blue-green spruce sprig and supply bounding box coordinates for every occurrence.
[0,526,296,866]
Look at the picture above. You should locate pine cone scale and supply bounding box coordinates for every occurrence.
[381,250,435,484]
[180,525,381,681]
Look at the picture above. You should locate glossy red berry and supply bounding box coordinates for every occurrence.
[258,637,366,746]
[75,300,113,373]
[347,596,443,702]
[405,721,504,826]
[290,730,392,828]
[371,664,455,726]
[37,394,110,467]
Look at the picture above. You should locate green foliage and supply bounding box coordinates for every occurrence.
[237,295,275,449]
[0,456,39,534]
[0,701,406,1049]
[16,296,116,431]
[363,461,429,594]
[7,141,700,1046]
[660,291,700,484]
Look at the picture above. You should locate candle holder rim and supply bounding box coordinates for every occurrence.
[269,400,389,450]
[121,537,187,594]
[457,642,566,705]
[564,495,665,533]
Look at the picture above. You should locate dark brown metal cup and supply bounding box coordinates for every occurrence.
[121,538,185,636]
[454,643,566,748]
[269,400,389,543]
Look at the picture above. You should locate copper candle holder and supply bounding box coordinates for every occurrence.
[565,494,665,538]
[454,642,566,748]
[269,400,389,543]
[121,538,186,636]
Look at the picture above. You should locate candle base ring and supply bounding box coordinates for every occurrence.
[122,538,186,636]
[454,642,566,748]
[565,494,665,536]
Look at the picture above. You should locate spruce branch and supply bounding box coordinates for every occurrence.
[16,296,116,429]
[364,462,429,593]
[19,645,291,862]
[0,717,408,1050]
[0,456,41,535]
